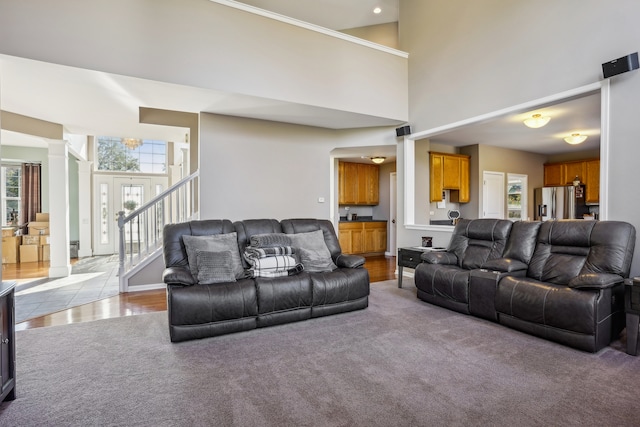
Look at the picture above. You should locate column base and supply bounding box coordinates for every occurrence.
[49,265,72,278]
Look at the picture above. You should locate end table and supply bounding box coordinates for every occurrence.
[625,278,640,356]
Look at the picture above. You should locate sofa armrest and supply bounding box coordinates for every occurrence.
[568,273,624,290]
[163,266,196,286]
[483,258,529,273]
[335,253,365,268]
[421,251,457,265]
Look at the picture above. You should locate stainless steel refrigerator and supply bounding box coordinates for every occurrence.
[534,186,589,221]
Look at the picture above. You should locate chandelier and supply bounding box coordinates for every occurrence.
[121,138,143,150]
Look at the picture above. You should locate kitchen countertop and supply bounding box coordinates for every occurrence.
[339,216,387,223]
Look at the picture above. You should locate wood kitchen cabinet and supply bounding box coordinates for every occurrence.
[544,159,599,204]
[585,159,600,204]
[430,152,470,203]
[339,221,386,254]
[338,162,379,206]
[338,222,363,254]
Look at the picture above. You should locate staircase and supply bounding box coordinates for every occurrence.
[117,171,199,292]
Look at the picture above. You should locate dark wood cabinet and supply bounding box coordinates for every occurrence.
[0,282,16,403]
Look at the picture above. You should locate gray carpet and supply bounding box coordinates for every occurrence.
[2,279,639,426]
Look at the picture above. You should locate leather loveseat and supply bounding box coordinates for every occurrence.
[415,219,636,352]
[162,218,369,342]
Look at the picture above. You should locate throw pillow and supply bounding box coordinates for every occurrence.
[195,250,236,284]
[182,233,245,280]
[250,233,292,248]
[288,229,337,273]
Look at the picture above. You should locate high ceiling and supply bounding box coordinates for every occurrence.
[234,0,399,30]
[1,0,601,159]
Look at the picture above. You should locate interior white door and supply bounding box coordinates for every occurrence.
[389,172,397,255]
[482,171,505,219]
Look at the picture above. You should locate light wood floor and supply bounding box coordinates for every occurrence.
[12,255,397,331]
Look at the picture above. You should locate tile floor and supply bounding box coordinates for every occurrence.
[14,255,120,323]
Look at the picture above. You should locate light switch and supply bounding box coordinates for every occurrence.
[318,197,325,203]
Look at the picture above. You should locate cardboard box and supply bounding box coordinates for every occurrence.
[22,235,41,246]
[20,244,40,262]
[28,221,49,235]
[39,244,50,262]
[35,213,49,222]
[2,236,21,264]
[39,235,50,245]
[2,228,15,237]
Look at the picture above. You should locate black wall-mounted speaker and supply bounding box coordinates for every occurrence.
[395,125,411,137]
[602,52,639,78]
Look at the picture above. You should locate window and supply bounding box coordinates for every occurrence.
[1,165,21,226]
[97,137,167,174]
[507,174,528,221]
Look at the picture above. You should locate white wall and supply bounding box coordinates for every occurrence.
[199,114,398,221]
[0,0,407,123]
[398,0,640,275]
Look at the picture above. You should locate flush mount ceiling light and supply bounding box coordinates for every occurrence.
[523,113,551,128]
[121,138,143,150]
[564,133,588,145]
[370,156,386,164]
[373,7,382,14]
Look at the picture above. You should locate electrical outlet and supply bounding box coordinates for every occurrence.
[429,211,435,216]
[318,197,325,203]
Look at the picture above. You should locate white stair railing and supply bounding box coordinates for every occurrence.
[117,170,199,291]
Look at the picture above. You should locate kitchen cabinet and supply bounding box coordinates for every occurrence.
[339,221,386,254]
[544,159,599,204]
[338,162,379,206]
[338,222,363,254]
[585,160,600,204]
[363,222,387,253]
[430,152,470,203]
[544,163,564,186]
[563,162,586,185]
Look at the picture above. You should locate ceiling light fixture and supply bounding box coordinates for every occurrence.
[373,7,382,14]
[564,133,588,145]
[523,113,551,128]
[121,138,143,150]
[370,156,386,164]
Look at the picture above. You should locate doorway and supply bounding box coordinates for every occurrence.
[93,175,167,255]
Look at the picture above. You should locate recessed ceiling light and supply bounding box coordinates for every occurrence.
[373,7,382,14]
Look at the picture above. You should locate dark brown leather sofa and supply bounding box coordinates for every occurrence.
[162,218,369,342]
[415,219,636,352]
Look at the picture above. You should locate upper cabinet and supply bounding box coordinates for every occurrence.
[543,158,600,204]
[338,162,379,206]
[430,152,470,203]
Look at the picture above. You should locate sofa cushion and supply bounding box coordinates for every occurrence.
[288,230,338,272]
[195,250,236,284]
[182,233,245,280]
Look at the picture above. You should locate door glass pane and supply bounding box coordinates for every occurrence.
[507,174,528,221]
[122,184,144,243]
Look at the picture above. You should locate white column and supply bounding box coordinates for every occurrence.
[77,160,93,257]
[48,139,71,277]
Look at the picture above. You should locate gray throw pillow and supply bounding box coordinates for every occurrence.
[195,250,236,284]
[288,229,337,273]
[183,233,245,279]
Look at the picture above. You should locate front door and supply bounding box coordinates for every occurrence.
[93,176,153,255]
